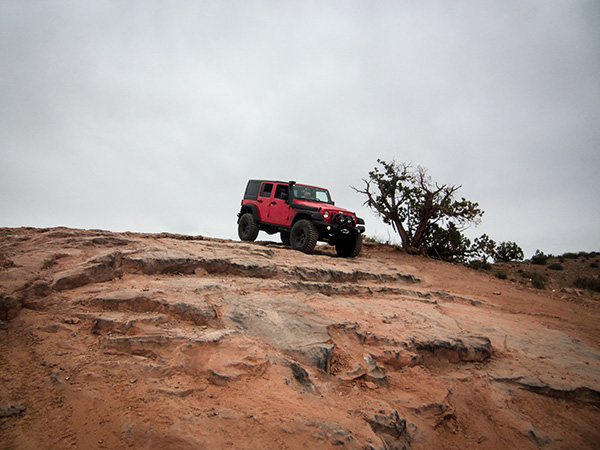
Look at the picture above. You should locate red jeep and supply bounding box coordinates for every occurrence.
[237,180,365,257]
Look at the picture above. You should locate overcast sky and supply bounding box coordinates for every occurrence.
[1,1,598,257]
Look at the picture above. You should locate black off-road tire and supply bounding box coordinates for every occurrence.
[280,231,291,246]
[290,220,318,254]
[335,233,363,257]
[238,213,259,241]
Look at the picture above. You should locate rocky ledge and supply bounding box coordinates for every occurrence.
[0,227,599,449]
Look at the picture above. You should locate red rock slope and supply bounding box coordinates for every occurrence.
[1,227,599,449]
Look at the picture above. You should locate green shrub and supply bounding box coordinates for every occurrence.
[530,250,549,265]
[494,270,508,280]
[561,252,578,259]
[530,273,548,289]
[548,263,564,271]
[468,260,492,271]
[573,277,600,293]
[470,234,497,264]
[519,271,547,289]
[494,241,524,262]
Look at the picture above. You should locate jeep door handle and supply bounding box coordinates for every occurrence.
[270,201,277,205]
[257,199,263,203]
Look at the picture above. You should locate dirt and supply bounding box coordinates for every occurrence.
[0,227,599,449]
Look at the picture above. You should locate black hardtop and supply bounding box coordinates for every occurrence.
[244,180,285,200]
[244,179,296,201]
[247,179,291,185]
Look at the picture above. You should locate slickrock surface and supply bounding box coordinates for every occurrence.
[1,227,599,449]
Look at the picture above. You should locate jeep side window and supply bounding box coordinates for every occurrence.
[260,183,273,198]
[274,184,288,200]
[244,180,261,200]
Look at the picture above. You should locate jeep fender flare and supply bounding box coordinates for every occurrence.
[291,211,324,225]
[238,204,260,223]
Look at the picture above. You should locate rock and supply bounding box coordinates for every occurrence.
[288,361,318,392]
[53,252,122,290]
[208,369,232,386]
[411,335,492,363]
[0,294,21,320]
[364,355,388,386]
[560,287,585,297]
[223,295,334,371]
[18,280,52,303]
[82,289,218,326]
[517,382,600,407]
[90,236,132,246]
[366,410,410,450]
[524,425,552,447]
[340,362,367,382]
[1,227,599,450]
[123,248,201,275]
[0,403,26,418]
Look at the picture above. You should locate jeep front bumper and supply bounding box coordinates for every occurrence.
[312,217,365,240]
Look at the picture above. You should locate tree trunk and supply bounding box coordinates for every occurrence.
[393,218,411,250]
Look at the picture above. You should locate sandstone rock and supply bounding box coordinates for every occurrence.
[411,335,492,363]
[288,361,318,392]
[20,280,52,302]
[364,354,389,386]
[524,424,552,448]
[53,252,122,290]
[123,248,202,275]
[0,403,26,418]
[81,289,217,326]
[0,294,20,320]
[1,227,599,450]
[223,295,334,371]
[366,410,410,450]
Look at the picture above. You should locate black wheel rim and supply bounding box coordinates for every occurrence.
[294,230,306,247]
[240,219,250,237]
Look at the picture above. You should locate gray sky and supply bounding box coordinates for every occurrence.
[1,1,599,258]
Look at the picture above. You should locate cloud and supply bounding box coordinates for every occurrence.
[1,1,598,257]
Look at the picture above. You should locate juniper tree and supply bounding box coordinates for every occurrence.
[354,159,483,255]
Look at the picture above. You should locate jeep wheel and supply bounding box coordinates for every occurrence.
[238,213,259,241]
[335,233,363,257]
[290,220,318,254]
[280,231,291,246]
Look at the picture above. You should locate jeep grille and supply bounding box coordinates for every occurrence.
[333,214,355,227]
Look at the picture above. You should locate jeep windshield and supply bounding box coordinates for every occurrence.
[293,185,332,204]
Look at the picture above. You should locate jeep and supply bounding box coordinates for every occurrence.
[237,180,365,257]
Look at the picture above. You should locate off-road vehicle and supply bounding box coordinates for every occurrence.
[237,180,365,257]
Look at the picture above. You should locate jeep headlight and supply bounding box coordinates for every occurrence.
[322,211,330,219]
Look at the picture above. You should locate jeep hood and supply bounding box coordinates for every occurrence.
[295,199,355,216]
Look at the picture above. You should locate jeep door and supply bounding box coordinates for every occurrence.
[256,182,273,221]
[269,183,291,225]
